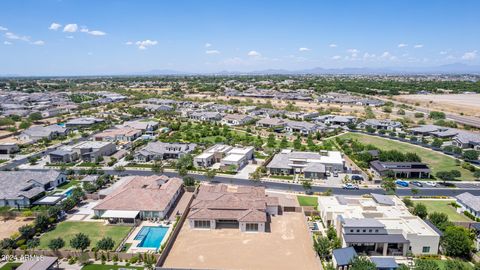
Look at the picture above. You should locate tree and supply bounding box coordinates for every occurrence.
[96,237,115,251]
[474,170,480,180]
[26,238,40,251]
[313,236,331,260]
[381,178,396,193]
[267,134,276,148]
[431,139,443,148]
[183,176,195,186]
[18,224,35,239]
[114,165,125,172]
[205,169,217,182]
[435,171,455,184]
[70,233,91,252]
[301,180,312,193]
[414,259,440,270]
[429,111,445,120]
[402,197,414,208]
[28,112,42,121]
[441,226,473,257]
[279,137,289,149]
[350,256,376,270]
[48,237,65,253]
[326,226,337,241]
[428,212,452,231]
[151,160,164,173]
[463,150,479,161]
[35,214,50,232]
[0,238,15,249]
[413,203,428,219]
[293,136,302,150]
[444,259,471,270]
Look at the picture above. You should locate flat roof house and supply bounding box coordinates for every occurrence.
[455,192,480,219]
[370,160,431,179]
[188,184,280,232]
[48,149,78,163]
[71,141,117,162]
[194,144,254,171]
[266,150,344,179]
[0,170,67,208]
[135,142,196,162]
[93,175,182,223]
[0,142,19,154]
[318,194,440,256]
[94,127,142,142]
[359,119,402,131]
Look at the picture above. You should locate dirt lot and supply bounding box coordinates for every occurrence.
[393,94,480,117]
[0,217,34,239]
[163,212,321,270]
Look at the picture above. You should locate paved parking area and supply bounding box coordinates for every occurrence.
[235,163,259,179]
[164,212,321,270]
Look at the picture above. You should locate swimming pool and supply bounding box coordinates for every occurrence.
[135,226,169,249]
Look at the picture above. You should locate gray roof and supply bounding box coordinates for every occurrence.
[363,119,402,128]
[343,218,385,228]
[137,142,196,156]
[454,131,480,145]
[22,124,66,138]
[0,170,63,200]
[17,256,58,270]
[370,257,398,269]
[332,247,357,266]
[456,192,480,212]
[343,234,409,244]
[304,162,326,173]
[49,149,74,156]
[371,193,395,206]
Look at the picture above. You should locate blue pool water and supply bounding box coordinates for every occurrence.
[135,226,169,249]
[63,188,73,197]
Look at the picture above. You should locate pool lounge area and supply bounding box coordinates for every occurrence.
[124,221,173,253]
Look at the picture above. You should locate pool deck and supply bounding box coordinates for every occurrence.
[125,221,173,253]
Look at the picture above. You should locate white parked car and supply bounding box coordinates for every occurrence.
[425,181,437,187]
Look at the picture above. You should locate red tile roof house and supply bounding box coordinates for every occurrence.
[187,184,280,232]
[93,175,182,224]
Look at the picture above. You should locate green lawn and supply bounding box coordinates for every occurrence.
[81,264,144,270]
[0,263,22,270]
[414,200,470,222]
[39,221,131,251]
[418,259,473,270]
[297,195,318,207]
[335,132,475,181]
[55,180,80,190]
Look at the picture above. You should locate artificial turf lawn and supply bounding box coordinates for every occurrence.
[297,195,318,207]
[414,200,470,222]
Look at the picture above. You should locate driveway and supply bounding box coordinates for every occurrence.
[235,163,259,179]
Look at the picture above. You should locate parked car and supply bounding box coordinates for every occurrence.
[395,179,409,187]
[333,171,339,177]
[351,175,364,181]
[425,181,437,187]
[410,181,423,187]
[342,183,359,190]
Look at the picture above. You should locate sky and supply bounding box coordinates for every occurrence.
[0,0,479,75]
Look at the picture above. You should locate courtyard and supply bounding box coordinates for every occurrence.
[163,212,321,270]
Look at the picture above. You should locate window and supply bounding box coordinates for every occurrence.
[362,229,366,233]
[368,229,372,232]
[422,246,430,253]
[375,229,379,232]
[350,229,354,233]
[356,229,360,233]
[194,220,210,228]
[246,223,259,232]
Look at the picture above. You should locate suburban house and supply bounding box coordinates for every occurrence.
[318,194,441,256]
[453,132,480,150]
[285,111,319,121]
[134,142,196,162]
[118,120,159,135]
[48,149,78,163]
[65,117,105,128]
[189,111,223,122]
[266,150,344,179]
[0,170,67,208]
[249,108,285,118]
[188,184,280,232]
[370,160,431,179]
[256,117,286,131]
[315,115,357,126]
[221,114,254,126]
[0,142,19,154]
[359,119,402,131]
[284,120,324,136]
[71,141,117,162]
[194,144,254,171]
[18,124,68,142]
[455,192,480,219]
[93,175,182,223]
[409,125,459,138]
[94,127,142,142]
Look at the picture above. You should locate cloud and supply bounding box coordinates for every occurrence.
[125,41,133,45]
[49,23,62,31]
[206,50,220,55]
[413,44,424,48]
[3,41,12,45]
[329,43,337,48]
[462,50,477,60]
[397,43,408,48]
[5,32,29,41]
[32,40,45,46]
[66,35,74,39]
[347,48,359,58]
[205,43,212,48]
[63,24,78,33]
[331,55,341,60]
[299,47,311,52]
[381,51,397,60]
[87,30,106,36]
[247,50,261,57]
[0,26,7,31]
[363,52,376,59]
[439,51,448,55]
[135,40,158,50]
